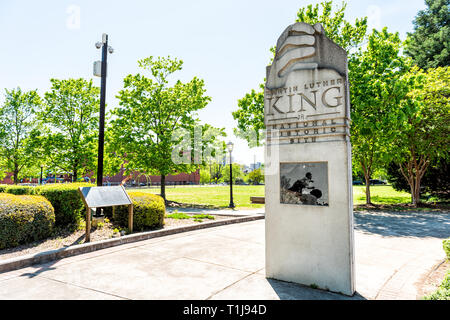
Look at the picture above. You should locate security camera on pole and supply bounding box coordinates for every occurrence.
[93,33,114,187]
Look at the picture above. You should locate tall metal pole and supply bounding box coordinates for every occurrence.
[229,150,235,208]
[97,34,108,187]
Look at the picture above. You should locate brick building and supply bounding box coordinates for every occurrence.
[104,168,200,186]
[0,169,200,186]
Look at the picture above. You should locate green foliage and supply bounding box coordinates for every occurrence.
[349,28,410,203]
[221,164,244,184]
[202,161,227,184]
[387,160,450,200]
[109,56,213,200]
[248,168,264,185]
[296,0,368,51]
[0,185,35,195]
[404,0,450,69]
[35,183,93,227]
[232,83,266,147]
[232,0,368,147]
[192,214,215,222]
[166,211,191,219]
[0,88,43,184]
[112,191,165,231]
[199,167,211,184]
[391,66,450,205]
[444,238,450,260]
[0,193,55,249]
[41,78,100,182]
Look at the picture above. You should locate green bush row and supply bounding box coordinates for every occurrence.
[0,183,93,227]
[111,191,165,231]
[0,184,35,195]
[0,193,55,249]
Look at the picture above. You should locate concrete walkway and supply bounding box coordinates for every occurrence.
[0,210,448,300]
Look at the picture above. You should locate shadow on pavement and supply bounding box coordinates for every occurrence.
[267,278,366,300]
[354,210,450,238]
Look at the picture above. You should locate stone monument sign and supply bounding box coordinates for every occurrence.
[264,22,355,295]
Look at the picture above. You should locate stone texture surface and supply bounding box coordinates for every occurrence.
[264,21,354,295]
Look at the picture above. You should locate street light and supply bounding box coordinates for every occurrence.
[227,141,235,208]
[94,33,114,187]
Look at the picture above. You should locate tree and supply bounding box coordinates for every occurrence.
[349,28,410,204]
[391,66,449,206]
[404,0,450,69]
[232,0,368,146]
[248,168,264,185]
[199,168,211,184]
[110,56,212,201]
[0,88,42,184]
[41,78,100,182]
[221,164,244,184]
[387,160,449,200]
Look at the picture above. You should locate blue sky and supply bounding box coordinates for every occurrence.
[0,0,426,165]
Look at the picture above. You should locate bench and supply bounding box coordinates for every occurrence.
[250,196,265,204]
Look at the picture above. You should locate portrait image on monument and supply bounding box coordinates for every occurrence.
[280,162,329,206]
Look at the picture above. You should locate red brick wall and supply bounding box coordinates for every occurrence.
[1,169,200,185]
[105,168,200,185]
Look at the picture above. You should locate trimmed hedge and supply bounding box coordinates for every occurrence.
[35,183,93,227]
[112,192,165,231]
[0,184,35,195]
[0,193,55,249]
[1,183,94,227]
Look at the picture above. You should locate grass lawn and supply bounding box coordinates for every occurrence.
[139,185,265,209]
[353,185,412,205]
[137,184,415,209]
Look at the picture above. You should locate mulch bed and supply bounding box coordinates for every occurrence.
[0,213,233,262]
[416,260,450,299]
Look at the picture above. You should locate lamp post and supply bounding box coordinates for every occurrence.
[227,141,235,208]
[94,33,114,187]
[40,164,44,185]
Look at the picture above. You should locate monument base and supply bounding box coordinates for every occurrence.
[265,140,355,296]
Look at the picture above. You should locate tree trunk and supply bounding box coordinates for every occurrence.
[160,174,166,201]
[13,165,19,185]
[73,168,78,183]
[399,158,428,207]
[364,174,371,205]
[361,160,372,205]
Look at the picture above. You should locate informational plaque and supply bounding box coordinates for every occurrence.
[78,186,133,242]
[79,186,132,208]
[264,22,355,295]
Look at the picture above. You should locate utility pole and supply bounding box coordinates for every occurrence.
[94,34,114,186]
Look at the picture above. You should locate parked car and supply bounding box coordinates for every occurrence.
[352,180,364,185]
[369,179,387,185]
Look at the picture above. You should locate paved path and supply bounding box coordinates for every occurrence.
[0,210,448,300]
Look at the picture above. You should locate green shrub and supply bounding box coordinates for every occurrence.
[0,193,55,249]
[112,192,165,231]
[35,183,93,227]
[0,185,35,195]
[444,238,450,260]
